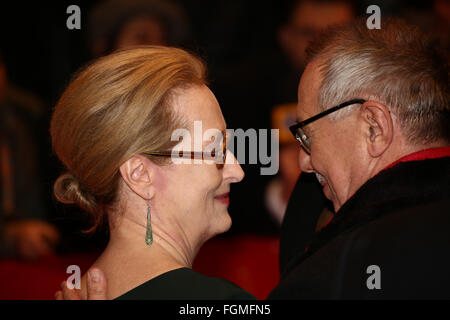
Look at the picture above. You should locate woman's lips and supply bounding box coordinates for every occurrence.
[215,193,230,204]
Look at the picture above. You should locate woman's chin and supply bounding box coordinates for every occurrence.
[223,214,232,232]
[211,213,232,236]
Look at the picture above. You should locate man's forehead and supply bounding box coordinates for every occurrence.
[296,61,323,120]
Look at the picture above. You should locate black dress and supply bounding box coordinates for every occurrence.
[115,267,256,300]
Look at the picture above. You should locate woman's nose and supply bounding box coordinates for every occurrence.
[223,150,245,183]
[298,147,314,173]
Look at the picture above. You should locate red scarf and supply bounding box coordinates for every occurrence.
[383,146,450,170]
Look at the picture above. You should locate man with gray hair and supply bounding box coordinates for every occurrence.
[270,17,450,299]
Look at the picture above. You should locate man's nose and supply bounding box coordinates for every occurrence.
[298,147,314,173]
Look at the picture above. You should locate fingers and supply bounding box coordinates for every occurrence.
[56,267,107,301]
[55,290,63,300]
[61,281,82,300]
[86,268,108,300]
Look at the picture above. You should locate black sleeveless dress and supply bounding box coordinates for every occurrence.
[115,267,256,300]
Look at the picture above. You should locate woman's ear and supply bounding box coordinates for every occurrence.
[119,155,155,200]
[360,101,393,158]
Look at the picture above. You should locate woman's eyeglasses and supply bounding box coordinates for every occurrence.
[142,135,228,169]
[289,99,366,154]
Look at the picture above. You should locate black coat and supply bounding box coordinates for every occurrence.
[269,156,450,299]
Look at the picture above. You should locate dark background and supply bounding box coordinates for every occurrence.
[0,0,435,103]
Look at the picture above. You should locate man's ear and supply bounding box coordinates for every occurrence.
[360,100,393,158]
[119,155,155,200]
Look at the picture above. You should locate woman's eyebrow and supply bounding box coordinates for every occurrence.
[202,129,227,146]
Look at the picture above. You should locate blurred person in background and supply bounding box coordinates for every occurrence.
[402,0,450,61]
[264,103,301,226]
[434,0,450,51]
[0,54,60,260]
[277,0,354,76]
[216,0,355,130]
[88,0,191,58]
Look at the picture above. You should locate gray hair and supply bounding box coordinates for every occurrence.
[306,18,450,144]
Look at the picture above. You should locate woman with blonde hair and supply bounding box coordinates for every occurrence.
[51,46,254,299]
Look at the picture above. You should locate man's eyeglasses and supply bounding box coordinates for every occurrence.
[289,99,366,154]
[142,135,228,169]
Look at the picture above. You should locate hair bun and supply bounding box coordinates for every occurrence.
[53,172,97,213]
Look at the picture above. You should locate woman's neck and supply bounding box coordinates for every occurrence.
[79,213,202,299]
[110,213,199,267]
[79,241,186,299]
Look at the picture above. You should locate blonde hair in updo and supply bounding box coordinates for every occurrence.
[51,46,207,233]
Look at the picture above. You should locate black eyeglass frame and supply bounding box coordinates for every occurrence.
[289,99,366,154]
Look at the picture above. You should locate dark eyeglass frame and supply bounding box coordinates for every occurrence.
[142,135,227,169]
[289,99,366,154]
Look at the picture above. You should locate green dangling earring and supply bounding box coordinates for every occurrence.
[145,201,153,245]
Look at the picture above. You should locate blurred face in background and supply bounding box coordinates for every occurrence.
[278,0,354,71]
[115,16,167,49]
